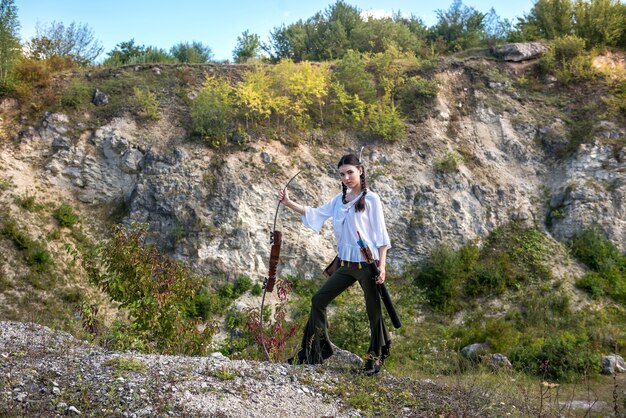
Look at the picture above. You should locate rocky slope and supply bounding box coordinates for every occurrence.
[0,321,523,417]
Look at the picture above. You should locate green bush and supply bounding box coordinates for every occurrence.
[234,275,253,297]
[191,76,237,147]
[366,102,405,141]
[398,75,439,116]
[575,272,606,299]
[1,217,32,250]
[434,151,463,173]
[510,331,600,382]
[571,224,624,273]
[60,78,92,109]
[413,244,473,313]
[132,86,160,120]
[571,225,626,304]
[539,35,595,84]
[27,242,53,272]
[54,203,79,228]
[84,223,215,355]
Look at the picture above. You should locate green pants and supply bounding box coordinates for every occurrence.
[294,263,391,365]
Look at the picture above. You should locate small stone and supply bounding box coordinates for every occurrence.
[68,405,81,414]
[52,386,61,395]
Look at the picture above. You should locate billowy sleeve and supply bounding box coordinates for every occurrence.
[368,193,391,249]
[301,194,340,233]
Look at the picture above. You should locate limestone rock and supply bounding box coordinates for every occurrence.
[92,89,109,106]
[496,42,548,62]
[601,354,626,374]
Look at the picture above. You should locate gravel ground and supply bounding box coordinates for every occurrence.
[0,321,523,417]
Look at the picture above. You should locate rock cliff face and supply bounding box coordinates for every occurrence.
[1,59,624,283]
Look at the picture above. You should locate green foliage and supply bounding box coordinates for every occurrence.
[413,244,471,313]
[0,176,12,192]
[60,78,92,109]
[398,75,439,117]
[132,86,160,120]
[104,357,148,376]
[103,39,145,66]
[333,50,376,103]
[434,151,463,173]
[518,0,575,40]
[366,102,405,141]
[571,224,626,304]
[0,0,21,89]
[170,41,213,63]
[411,223,554,313]
[539,35,595,84]
[14,193,38,211]
[84,223,215,355]
[126,47,176,65]
[574,0,626,47]
[233,30,262,63]
[53,203,79,228]
[191,75,237,147]
[1,217,53,272]
[428,0,487,53]
[329,287,370,355]
[251,282,262,296]
[517,0,625,48]
[509,331,600,382]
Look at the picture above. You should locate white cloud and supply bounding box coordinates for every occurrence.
[360,9,393,21]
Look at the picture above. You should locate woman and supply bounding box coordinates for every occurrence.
[279,153,391,375]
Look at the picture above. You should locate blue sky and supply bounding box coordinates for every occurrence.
[17,1,535,62]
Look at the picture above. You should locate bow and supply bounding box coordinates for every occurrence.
[260,169,304,360]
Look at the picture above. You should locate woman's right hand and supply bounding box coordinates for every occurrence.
[279,188,290,204]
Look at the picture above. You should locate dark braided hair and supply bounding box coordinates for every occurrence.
[337,154,367,212]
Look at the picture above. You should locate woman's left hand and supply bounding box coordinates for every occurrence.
[376,268,386,284]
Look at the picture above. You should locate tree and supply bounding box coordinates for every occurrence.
[574,0,625,48]
[170,41,213,63]
[0,0,20,86]
[28,21,103,65]
[233,30,261,63]
[429,0,486,52]
[104,39,146,66]
[516,0,575,40]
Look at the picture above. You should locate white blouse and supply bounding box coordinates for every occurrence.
[301,191,391,262]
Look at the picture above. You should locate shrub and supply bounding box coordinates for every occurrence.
[13,59,51,87]
[398,75,439,116]
[571,225,626,304]
[27,242,53,272]
[510,331,600,382]
[234,275,253,297]
[84,223,215,355]
[132,86,160,120]
[539,35,595,84]
[60,79,92,109]
[413,244,473,313]
[191,76,237,147]
[434,151,463,173]
[54,203,79,228]
[366,102,405,141]
[15,193,38,211]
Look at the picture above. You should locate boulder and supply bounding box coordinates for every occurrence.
[496,42,548,62]
[92,89,109,106]
[460,343,490,360]
[488,353,512,370]
[601,354,626,374]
